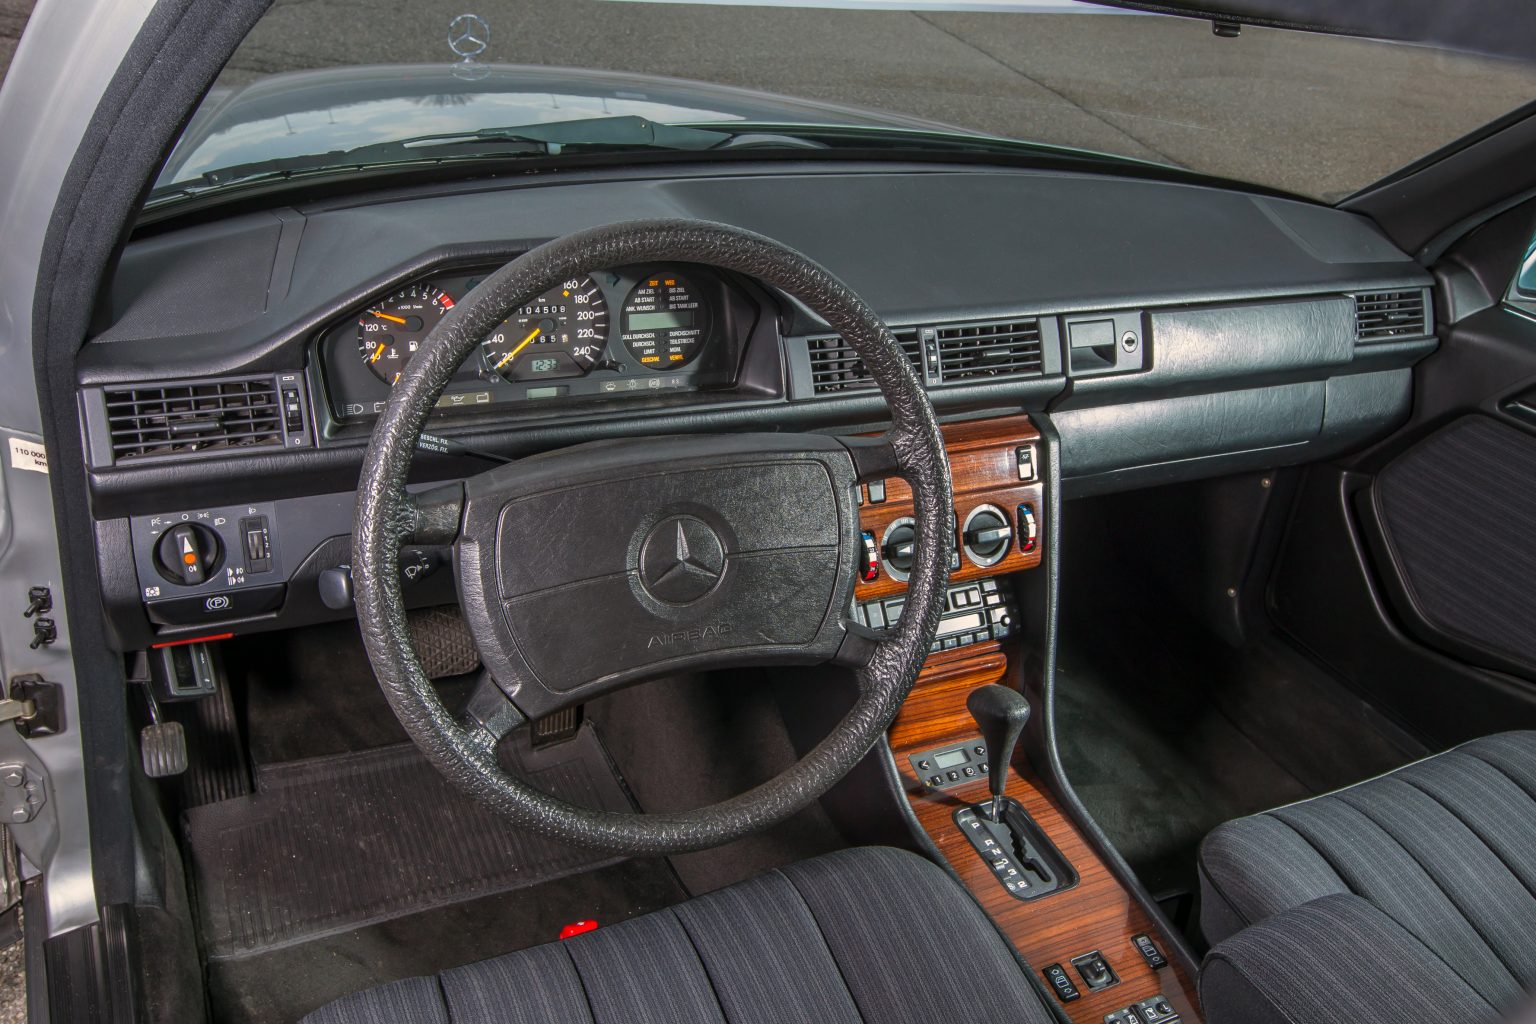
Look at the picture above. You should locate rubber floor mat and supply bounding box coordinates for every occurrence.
[184,726,631,958]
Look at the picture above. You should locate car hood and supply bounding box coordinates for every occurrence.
[158,63,971,186]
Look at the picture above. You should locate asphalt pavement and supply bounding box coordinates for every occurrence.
[222,0,1536,199]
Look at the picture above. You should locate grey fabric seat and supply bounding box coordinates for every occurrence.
[303,846,1060,1024]
[1199,731,1536,1021]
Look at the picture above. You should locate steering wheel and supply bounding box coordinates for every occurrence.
[353,220,952,854]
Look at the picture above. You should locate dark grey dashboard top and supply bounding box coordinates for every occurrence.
[80,161,1439,523]
[86,163,1423,377]
[86,162,1442,650]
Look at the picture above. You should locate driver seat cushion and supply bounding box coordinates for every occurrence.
[302,846,1061,1024]
[1198,730,1536,1015]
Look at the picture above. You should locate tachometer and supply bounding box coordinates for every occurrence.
[356,283,455,385]
[482,276,609,382]
[620,273,708,371]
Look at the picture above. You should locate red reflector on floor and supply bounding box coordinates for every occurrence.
[558,920,599,940]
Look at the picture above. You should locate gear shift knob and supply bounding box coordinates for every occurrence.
[966,684,1031,821]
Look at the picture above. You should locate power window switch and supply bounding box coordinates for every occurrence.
[1042,963,1080,1003]
[1132,933,1169,971]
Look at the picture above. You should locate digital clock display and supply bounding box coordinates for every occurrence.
[933,748,968,769]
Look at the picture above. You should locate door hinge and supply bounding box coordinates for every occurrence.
[1,676,62,738]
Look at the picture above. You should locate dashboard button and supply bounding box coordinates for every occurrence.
[146,583,286,626]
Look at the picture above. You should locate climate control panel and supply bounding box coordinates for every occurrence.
[854,414,1045,602]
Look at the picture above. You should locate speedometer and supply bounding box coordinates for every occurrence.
[482,276,609,382]
[620,273,708,371]
[356,283,454,385]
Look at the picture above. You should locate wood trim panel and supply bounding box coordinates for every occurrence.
[857,414,1044,602]
[890,656,1203,1023]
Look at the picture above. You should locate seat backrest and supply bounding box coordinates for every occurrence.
[1201,893,1501,1024]
[1200,731,1536,1014]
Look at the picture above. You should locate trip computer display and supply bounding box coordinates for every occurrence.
[620,273,708,371]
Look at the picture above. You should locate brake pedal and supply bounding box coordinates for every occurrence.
[141,721,188,778]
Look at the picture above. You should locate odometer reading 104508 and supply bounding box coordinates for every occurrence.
[482,275,609,382]
[620,273,707,371]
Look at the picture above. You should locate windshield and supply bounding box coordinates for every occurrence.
[158,0,1536,204]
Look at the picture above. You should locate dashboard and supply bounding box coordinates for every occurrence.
[320,263,752,420]
[74,163,1439,650]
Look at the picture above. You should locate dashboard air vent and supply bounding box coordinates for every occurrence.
[807,328,922,394]
[104,378,283,462]
[1353,290,1429,342]
[935,319,1044,382]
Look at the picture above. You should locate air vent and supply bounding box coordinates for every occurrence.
[807,328,922,394]
[935,319,1044,383]
[1353,290,1429,342]
[104,378,283,463]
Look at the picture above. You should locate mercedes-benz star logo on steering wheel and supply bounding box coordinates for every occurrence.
[638,516,726,604]
[448,14,490,61]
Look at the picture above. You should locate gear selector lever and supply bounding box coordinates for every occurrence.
[956,684,1074,902]
[966,684,1031,821]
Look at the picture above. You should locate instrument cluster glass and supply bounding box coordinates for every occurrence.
[325,263,736,420]
[482,275,610,383]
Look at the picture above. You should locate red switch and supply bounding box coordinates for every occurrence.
[558,920,600,940]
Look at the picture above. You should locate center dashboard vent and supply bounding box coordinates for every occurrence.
[935,319,1044,383]
[807,327,922,394]
[1353,289,1429,342]
[104,378,283,463]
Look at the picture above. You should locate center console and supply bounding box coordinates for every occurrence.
[870,413,1202,1024]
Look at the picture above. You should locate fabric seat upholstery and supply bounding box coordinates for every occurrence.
[1199,730,1536,1016]
[303,846,1061,1024]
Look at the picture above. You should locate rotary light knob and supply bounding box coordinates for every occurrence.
[153,523,223,586]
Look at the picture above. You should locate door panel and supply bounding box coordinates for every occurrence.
[1269,201,1536,744]
[1365,414,1536,679]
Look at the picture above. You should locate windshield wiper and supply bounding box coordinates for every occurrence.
[147,115,739,205]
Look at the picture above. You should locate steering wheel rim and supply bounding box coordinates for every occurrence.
[354,219,952,853]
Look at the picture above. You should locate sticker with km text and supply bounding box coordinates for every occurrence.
[8,437,47,474]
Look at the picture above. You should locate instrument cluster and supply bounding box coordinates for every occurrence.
[320,263,746,421]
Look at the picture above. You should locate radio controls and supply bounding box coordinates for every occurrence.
[962,505,1012,567]
[153,523,223,586]
[852,576,1016,653]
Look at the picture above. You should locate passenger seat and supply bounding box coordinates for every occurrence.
[1198,731,1536,1023]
